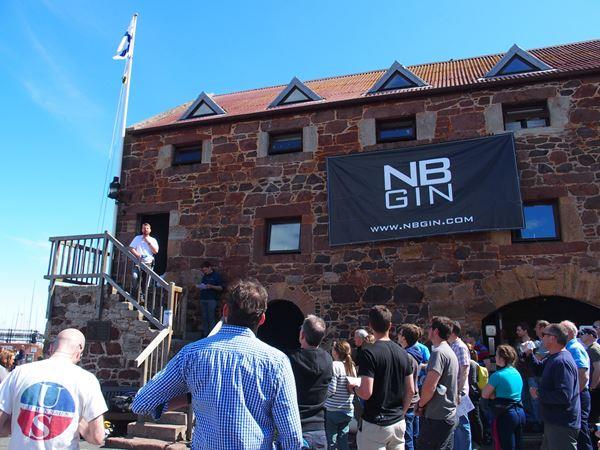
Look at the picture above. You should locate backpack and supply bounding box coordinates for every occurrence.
[476,364,489,391]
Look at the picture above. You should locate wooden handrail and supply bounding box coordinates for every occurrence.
[135,328,171,367]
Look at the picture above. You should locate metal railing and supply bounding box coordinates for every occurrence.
[45,231,184,383]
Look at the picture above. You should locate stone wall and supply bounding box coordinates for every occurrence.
[116,75,600,336]
[46,285,159,386]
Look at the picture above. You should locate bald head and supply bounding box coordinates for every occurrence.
[53,328,85,362]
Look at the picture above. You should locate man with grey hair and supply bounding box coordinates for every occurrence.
[289,315,333,449]
[530,323,581,450]
[0,328,107,449]
[561,320,592,450]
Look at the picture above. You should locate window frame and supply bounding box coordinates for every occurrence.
[265,217,302,254]
[268,130,304,155]
[172,144,203,166]
[376,117,417,144]
[497,54,539,76]
[503,101,550,131]
[512,200,561,243]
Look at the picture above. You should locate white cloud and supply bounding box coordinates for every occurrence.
[9,236,51,251]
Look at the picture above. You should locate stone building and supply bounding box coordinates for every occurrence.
[114,39,600,349]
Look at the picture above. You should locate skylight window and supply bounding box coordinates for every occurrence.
[269,77,322,108]
[485,44,552,78]
[367,61,427,94]
[179,92,226,120]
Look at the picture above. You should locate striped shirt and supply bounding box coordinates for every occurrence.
[325,361,354,412]
[131,324,303,450]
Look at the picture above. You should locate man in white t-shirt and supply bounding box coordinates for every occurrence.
[0,329,107,449]
[129,223,159,302]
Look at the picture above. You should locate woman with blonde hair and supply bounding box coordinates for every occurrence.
[325,340,356,450]
[0,350,15,384]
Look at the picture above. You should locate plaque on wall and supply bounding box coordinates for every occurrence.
[86,320,111,342]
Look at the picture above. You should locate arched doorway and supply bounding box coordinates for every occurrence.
[257,299,304,354]
[481,296,600,352]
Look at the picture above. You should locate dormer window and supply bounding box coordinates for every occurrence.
[269,77,322,108]
[179,91,226,120]
[367,61,428,94]
[485,44,552,78]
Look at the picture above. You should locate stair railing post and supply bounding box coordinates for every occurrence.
[97,234,110,319]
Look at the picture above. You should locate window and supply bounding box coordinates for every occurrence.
[503,102,550,131]
[189,101,217,118]
[266,218,301,253]
[380,72,416,91]
[512,201,560,242]
[269,77,322,108]
[179,91,226,120]
[173,144,202,165]
[485,44,552,78]
[497,55,539,76]
[376,118,416,143]
[268,131,303,154]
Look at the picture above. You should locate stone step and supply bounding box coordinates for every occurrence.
[127,421,187,442]
[140,411,187,426]
[105,436,188,450]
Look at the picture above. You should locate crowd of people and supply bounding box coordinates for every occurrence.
[0,276,599,450]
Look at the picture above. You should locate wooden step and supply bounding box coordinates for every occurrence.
[127,421,186,442]
[105,436,188,450]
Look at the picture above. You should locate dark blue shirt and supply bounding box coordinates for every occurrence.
[200,270,224,301]
[539,350,581,429]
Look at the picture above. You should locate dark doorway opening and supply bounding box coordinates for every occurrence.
[138,213,170,275]
[257,299,304,354]
[481,296,600,352]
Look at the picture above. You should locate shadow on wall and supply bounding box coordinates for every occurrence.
[257,299,305,355]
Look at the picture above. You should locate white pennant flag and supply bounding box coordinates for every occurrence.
[113,15,136,60]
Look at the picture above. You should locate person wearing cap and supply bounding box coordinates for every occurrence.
[579,327,600,427]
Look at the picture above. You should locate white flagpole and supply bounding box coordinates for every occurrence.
[111,13,138,236]
[115,12,138,181]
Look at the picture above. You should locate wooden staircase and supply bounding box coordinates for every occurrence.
[44,232,192,448]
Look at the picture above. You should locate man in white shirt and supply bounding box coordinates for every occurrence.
[129,223,159,302]
[0,328,107,449]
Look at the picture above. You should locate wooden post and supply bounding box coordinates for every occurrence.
[97,235,110,319]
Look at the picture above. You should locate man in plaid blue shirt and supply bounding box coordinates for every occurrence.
[132,278,303,450]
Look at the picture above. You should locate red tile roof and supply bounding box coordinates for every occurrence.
[133,40,600,132]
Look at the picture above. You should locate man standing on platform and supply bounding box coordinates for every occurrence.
[129,222,159,301]
[198,261,224,336]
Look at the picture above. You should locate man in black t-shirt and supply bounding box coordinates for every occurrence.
[289,315,333,449]
[348,305,414,450]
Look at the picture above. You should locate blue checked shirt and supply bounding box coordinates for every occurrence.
[132,324,303,450]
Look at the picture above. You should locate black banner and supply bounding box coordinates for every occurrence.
[327,133,524,245]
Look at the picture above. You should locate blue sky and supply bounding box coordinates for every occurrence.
[0,0,598,331]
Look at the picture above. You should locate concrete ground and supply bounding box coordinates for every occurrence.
[0,437,125,449]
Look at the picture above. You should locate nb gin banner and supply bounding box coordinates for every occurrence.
[326,133,524,245]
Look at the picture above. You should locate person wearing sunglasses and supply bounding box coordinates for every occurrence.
[529,323,580,450]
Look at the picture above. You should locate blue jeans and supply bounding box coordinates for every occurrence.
[404,409,419,450]
[453,413,472,450]
[525,377,542,426]
[578,389,593,450]
[200,298,218,336]
[325,410,352,450]
[495,406,525,450]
